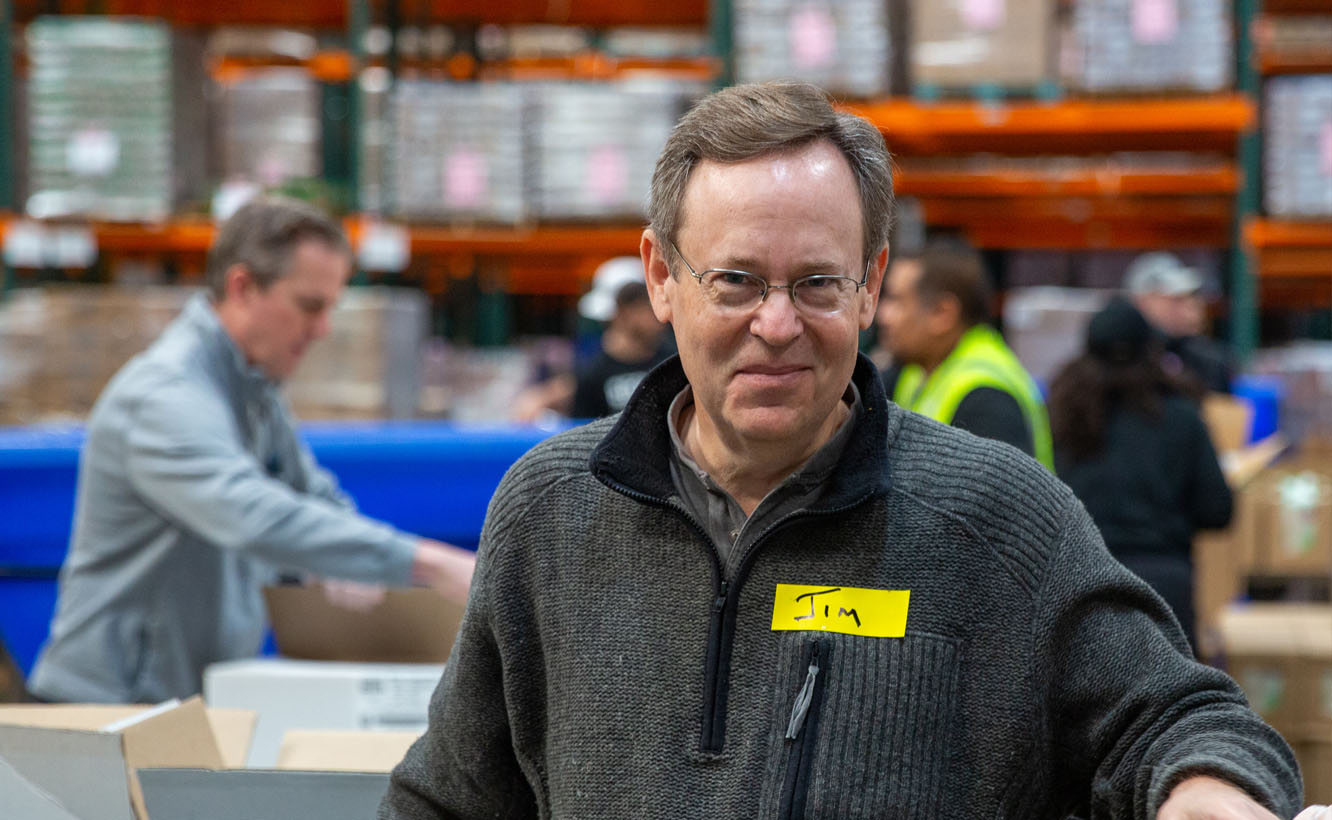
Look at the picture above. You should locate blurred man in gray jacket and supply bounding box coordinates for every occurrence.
[29,196,474,704]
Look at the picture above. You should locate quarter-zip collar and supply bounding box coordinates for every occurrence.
[590,353,896,509]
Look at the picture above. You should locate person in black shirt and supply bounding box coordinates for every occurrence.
[571,277,674,419]
[1050,297,1233,650]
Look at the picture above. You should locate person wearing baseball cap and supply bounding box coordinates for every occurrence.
[1124,251,1233,393]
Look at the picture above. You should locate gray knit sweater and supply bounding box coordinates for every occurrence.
[382,356,1301,819]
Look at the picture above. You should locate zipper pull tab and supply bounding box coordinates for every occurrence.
[714,580,729,612]
[784,644,821,741]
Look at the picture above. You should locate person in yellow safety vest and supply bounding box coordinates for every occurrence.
[877,236,1054,470]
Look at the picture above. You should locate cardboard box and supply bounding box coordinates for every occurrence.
[1220,605,1332,732]
[911,0,1054,88]
[264,585,465,664]
[276,729,420,773]
[0,697,255,820]
[204,658,443,767]
[1292,729,1332,805]
[137,768,391,820]
[1249,471,1332,575]
[0,756,81,820]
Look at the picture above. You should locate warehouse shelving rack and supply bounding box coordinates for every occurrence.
[0,0,1323,358]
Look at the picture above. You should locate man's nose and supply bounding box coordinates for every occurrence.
[749,287,802,345]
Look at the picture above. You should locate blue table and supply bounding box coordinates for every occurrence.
[0,420,568,677]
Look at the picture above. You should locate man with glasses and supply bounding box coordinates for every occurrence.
[382,83,1302,819]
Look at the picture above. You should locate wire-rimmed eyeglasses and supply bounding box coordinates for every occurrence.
[668,241,869,316]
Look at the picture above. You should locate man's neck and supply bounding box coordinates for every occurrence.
[679,400,849,516]
[918,325,969,376]
[601,323,657,363]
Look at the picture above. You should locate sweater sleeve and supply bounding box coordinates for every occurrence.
[380,513,538,819]
[1034,495,1301,818]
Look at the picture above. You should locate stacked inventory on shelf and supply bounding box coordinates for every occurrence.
[386,80,528,223]
[1263,75,1332,218]
[910,0,1053,91]
[24,17,174,222]
[528,79,704,219]
[0,286,428,424]
[1066,0,1232,93]
[218,68,322,188]
[733,0,896,97]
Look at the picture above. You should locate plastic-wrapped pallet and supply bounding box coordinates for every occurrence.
[25,17,173,222]
[387,81,528,224]
[358,68,392,215]
[1002,286,1114,387]
[529,80,703,220]
[1066,0,1233,93]
[218,68,321,187]
[1264,75,1332,219]
[734,0,895,98]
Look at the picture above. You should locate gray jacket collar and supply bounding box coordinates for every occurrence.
[180,293,278,399]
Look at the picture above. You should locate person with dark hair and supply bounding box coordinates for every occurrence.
[1050,297,1233,649]
[28,195,475,704]
[878,235,1053,468]
[382,82,1301,820]
[570,258,674,419]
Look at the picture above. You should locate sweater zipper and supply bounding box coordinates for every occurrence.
[778,639,832,820]
[599,473,873,755]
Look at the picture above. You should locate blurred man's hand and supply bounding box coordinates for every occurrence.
[1157,776,1279,820]
[319,578,388,612]
[411,539,476,604]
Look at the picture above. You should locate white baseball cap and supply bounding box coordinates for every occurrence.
[1124,252,1203,297]
[578,257,646,322]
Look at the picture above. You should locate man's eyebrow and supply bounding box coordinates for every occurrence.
[714,257,845,276]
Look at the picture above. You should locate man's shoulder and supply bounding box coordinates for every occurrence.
[888,409,1071,546]
[498,418,615,491]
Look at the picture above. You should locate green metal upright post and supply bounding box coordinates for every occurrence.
[1231,0,1261,365]
[347,0,369,213]
[709,0,733,88]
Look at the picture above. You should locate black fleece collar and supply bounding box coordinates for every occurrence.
[589,353,897,511]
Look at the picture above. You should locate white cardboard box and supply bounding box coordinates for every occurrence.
[204,658,442,767]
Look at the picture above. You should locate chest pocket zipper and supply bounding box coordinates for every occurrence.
[778,639,832,820]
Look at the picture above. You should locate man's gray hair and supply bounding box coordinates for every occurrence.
[204,195,350,301]
[648,81,894,269]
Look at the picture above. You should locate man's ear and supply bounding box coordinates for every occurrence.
[640,229,675,325]
[928,292,963,334]
[857,244,890,331]
[221,263,256,305]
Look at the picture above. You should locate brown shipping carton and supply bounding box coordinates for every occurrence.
[276,729,421,773]
[1293,730,1332,804]
[265,586,466,663]
[911,0,1053,88]
[1220,605,1332,732]
[1250,471,1332,575]
[0,697,255,820]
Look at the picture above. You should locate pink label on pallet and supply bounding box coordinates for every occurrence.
[445,149,489,209]
[1132,0,1179,44]
[586,144,629,205]
[961,0,1006,31]
[1322,119,1332,176]
[789,5,837,69]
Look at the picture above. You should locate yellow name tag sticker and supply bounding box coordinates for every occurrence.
[770,584,910,638]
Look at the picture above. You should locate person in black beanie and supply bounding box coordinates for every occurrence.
[1049,297,1233,650]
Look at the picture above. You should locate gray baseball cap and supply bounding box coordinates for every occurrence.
[1124,252,1203,297]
